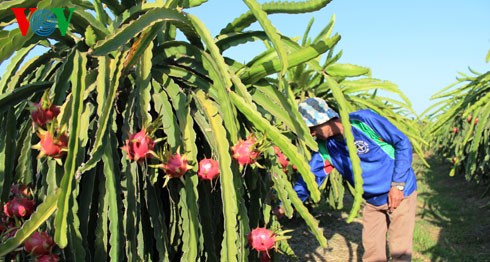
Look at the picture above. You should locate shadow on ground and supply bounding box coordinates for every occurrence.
[414,155,490,261]
[278,196,363,262]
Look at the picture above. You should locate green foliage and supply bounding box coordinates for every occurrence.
[423,60,490,189]
[0,0,424,260]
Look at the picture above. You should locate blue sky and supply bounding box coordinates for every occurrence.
[1,1,488,116]
[189,0,490,115]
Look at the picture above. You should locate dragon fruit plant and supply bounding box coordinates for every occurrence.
[0,0,358,260]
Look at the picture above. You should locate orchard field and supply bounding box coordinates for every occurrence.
[0,0,488,261]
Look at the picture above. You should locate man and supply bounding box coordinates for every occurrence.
[294,97,417,261]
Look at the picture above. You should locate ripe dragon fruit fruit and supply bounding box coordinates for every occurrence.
[121,129,156,162]
[3,197,35,218]
[248,227,276,252]
[36,254,60,262]
[160,153,191,178]
[197,158,220,180]
[232,136,260,166]
[24,231,55,256]
[31,101,60,127]
[32,130,68,159]
[273,146,289,169]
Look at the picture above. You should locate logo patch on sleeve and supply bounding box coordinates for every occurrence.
[355,140,370,154]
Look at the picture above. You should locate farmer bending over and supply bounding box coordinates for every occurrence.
[282,97,418,262]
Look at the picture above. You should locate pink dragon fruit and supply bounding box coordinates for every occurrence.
[160,153,191,178]
[232,135,260,166]
[32,130,68,159]
[36,254,60,262]
[24,231,55,256]
[197,158,220,180]
[121,129,156,162]
[3,197,35,218]
[248,227,276,252]
[31,101,60,127]
[273,146,289,169]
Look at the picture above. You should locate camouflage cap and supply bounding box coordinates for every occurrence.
[298,97,339,127]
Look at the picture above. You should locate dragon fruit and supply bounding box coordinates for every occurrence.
[197,158,220,180]
[36,254,60,262]
[32,130,68,159]
[24,231,55,256]
[273,146,289,169]
[3,197,35,218]
[31,101,60,127]
[232,136,260,166]
[248,227,276,252]
[121,129,156,162]
[160,153,191,178]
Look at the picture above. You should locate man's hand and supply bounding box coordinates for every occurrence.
[273,206,285,219]
[388,187,404,212]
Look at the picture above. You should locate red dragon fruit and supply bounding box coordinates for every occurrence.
[36,254,60,262]
[121,129,156,162]
[197,158,220,180]
[31,101,60,127]
[24,231,55,256]
[3,197,35,218]
[273,146,289,169]
[32,130,68,159]
[160,153,191,178]
[232,136,260,166]
[248,227,276,252]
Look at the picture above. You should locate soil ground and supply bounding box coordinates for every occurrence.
[277,156,490,261]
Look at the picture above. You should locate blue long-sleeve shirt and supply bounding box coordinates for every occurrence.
[295,109,417,206]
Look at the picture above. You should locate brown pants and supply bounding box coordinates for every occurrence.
[362,191,417,262]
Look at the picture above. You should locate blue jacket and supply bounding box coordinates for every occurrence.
[294,109,417,206]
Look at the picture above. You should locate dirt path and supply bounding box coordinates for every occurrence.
[281,209,363,262]
[277,156,490,261]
